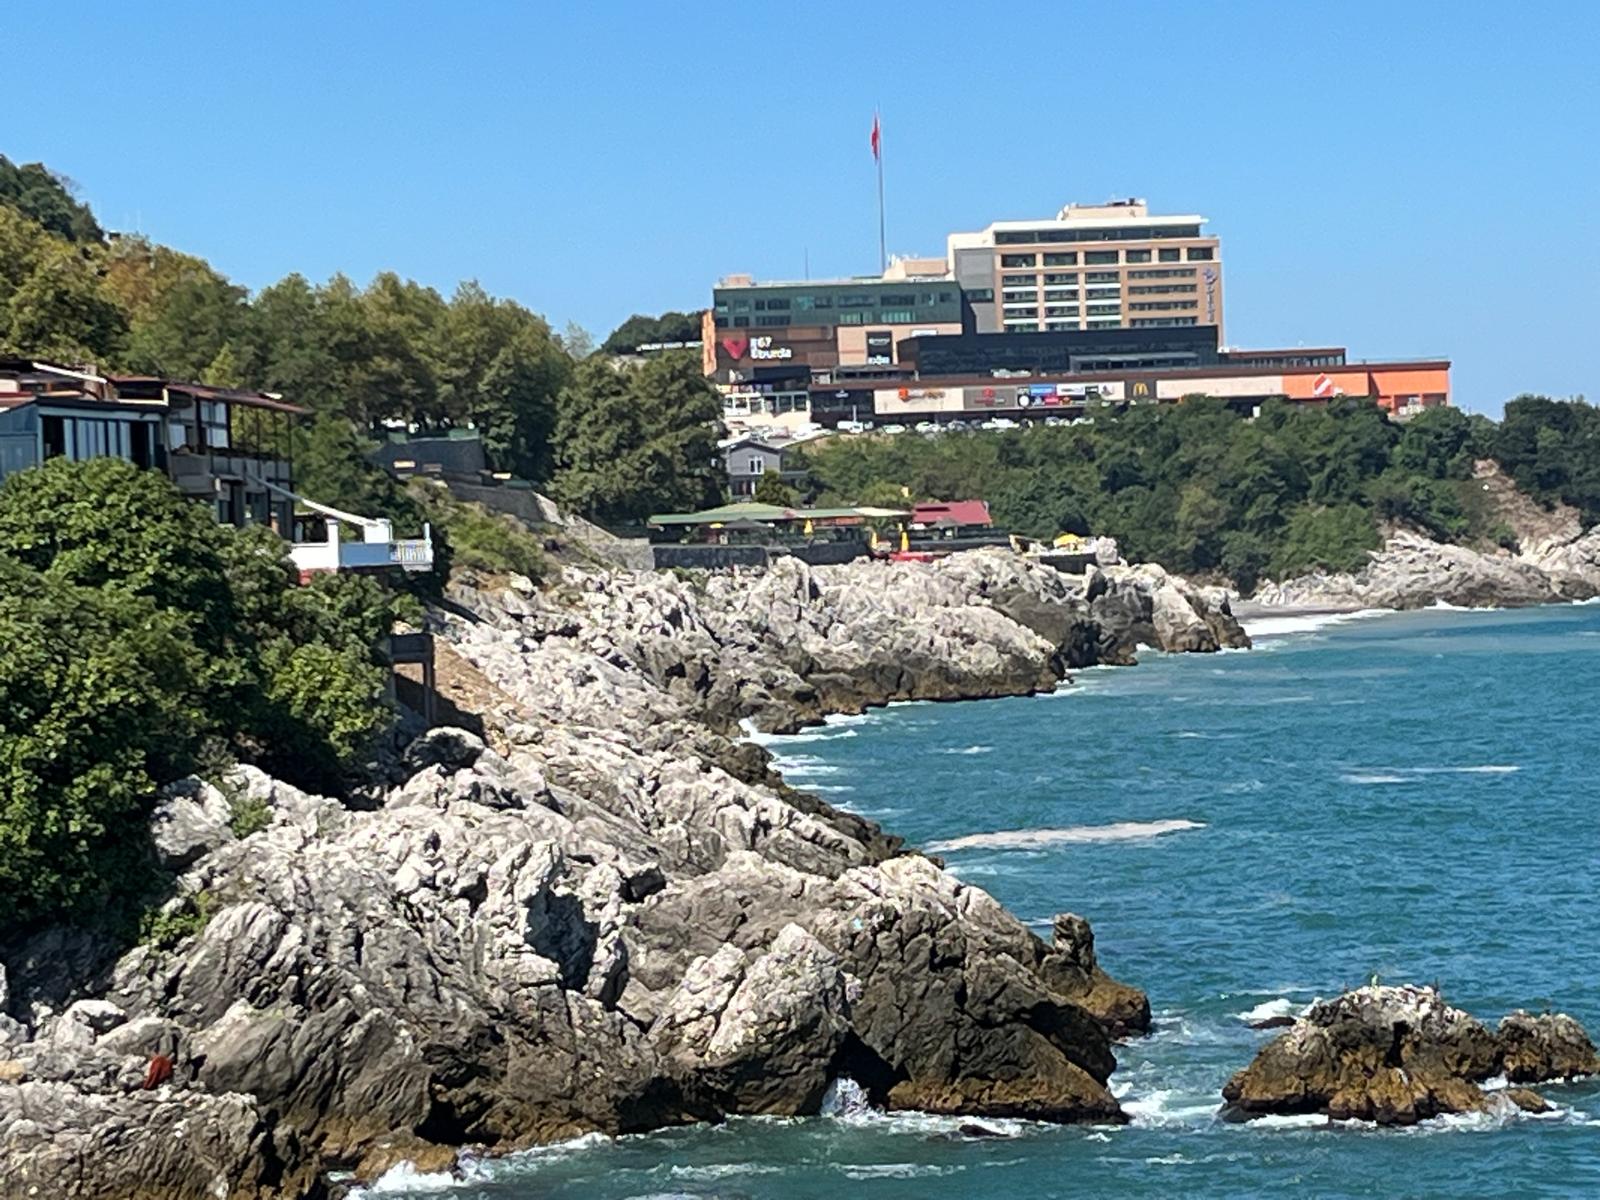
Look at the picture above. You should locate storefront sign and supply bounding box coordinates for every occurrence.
[865,331,893,365]
[749,336,792,360]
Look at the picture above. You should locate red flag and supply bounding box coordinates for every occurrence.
[870,113,881,162]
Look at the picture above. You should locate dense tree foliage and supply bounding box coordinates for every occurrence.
[1494,395,1600,523]
[600,309,705,355]
[551,351,725,523]
[0,460,403,933]
[795,398,1516,590]
[0,165,573,478]
[0,156,102,242]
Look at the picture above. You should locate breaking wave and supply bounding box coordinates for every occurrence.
[926,819,1205,853]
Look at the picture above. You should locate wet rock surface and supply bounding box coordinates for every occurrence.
[0,551,1242,1198]
[1222,984,1598,1125]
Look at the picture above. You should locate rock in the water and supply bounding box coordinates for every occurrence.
[1498,1011,1600,1082]
[1222,984,1596,1126]
[1504,1086,1552,1114]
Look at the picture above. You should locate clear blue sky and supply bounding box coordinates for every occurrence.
[9,1,1597,414]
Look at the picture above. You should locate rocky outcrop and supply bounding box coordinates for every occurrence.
[1222,985,1597,1125]
[453,550,1247,736]
[0,550,1243,1197]
[1254,521,1600,613]
[0,549,1254,1195]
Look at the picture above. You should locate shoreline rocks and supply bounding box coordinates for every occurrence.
[1253,525,1600,612]
[0,550,1237,1198]
[1222,984,1599,1126]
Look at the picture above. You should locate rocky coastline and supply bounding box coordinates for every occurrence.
[1252,467,1600,611]
[0,551,1247,1199]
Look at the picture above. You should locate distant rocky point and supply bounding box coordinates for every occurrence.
[1222,984,1599,1126]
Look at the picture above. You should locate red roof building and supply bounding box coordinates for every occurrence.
[912,499,992,528]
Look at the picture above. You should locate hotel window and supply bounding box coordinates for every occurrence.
[1043,252,1077,266]
[1043,288,1078,301]
[880,293,917,305]
[1084,250,1119,265]
[1085,271,1119,284]
[1087,303,1121,316]
[1002,273,1038,287]
[732,299,750,310]
[837,312,865,324]
[837,295,875,308]
[967,288,994,301]
[1130,268,1195,279]
[732,316,749,327]
[1125,249,1152,263]
[1044,305,1078,317]
[1186,247,1214,261]
[754,315,791,326]
[880,309,915,322]
[1044,320,1077,331]
[1000,253,1038,268]
[1158,248,1181,262]
[1042,273,1077,284]
[1002,291,1037,304]
[1129,300,1197,311]
[1003,321,1040,331]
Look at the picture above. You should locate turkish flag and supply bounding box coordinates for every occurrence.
[870,113,881,161]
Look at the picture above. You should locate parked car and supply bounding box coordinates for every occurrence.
[837,420,868,433]
[880,423,906,434]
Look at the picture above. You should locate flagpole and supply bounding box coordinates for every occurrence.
[875,111,887,274]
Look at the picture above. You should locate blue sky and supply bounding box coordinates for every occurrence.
[8,1,1597,414]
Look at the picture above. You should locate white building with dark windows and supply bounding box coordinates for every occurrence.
[947,199,1223,338]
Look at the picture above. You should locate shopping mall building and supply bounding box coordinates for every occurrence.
[706,199,1449,431]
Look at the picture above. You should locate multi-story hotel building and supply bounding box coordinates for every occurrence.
[947,198,1223,338]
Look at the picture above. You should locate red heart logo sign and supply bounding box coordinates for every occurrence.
[721,336,749,359]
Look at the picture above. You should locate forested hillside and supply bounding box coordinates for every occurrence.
[0,155,721,522]
[796,396,1599,589]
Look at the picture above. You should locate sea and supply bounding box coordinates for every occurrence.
[363,604,1600,1199]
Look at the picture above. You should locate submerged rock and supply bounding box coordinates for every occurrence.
[1222,984,1597,1125]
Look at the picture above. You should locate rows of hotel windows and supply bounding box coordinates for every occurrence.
[999,247,1213,268]
[993,224,1202,244]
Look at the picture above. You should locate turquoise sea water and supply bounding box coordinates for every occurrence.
[370,605,1600,1199]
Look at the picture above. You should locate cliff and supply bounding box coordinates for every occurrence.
[0,551,1245,1199]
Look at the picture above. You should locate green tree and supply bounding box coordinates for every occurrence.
[0,156,103,242]
[552,351,724,522]
[0,558,202,929]
[753,470,798,506]
[600,310,705,354]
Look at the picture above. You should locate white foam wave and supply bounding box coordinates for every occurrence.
[1237,998,1300,1023]
[806,784,855,794]
[1242,608,1388,639]
[351,1163,461,1195]
[926,819,1205,853]
[763,728,859,745]
[940,744,993,755]
[1429,600,1504,612]
[1249,1112,1328,1130]
[1343,765,1519,783]
[1121,1088,1220,1128]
